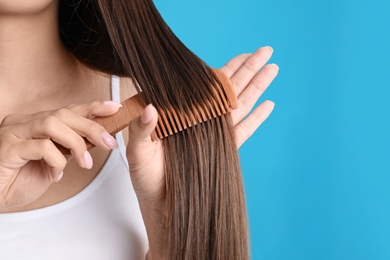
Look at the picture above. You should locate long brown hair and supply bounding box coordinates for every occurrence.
[59,0,249,258]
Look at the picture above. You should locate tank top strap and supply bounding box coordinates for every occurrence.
[111,75,130,170]
[111,75,121,103]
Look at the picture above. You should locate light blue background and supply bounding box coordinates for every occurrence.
[155,0,390,259]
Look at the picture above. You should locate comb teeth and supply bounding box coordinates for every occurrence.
[56,69,237,155]
[153,68,237,140]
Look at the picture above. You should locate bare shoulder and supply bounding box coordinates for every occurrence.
[119,77,138,99]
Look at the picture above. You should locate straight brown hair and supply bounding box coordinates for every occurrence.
[59,0,249,258]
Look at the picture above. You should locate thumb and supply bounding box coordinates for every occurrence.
[126,104,164,203]
[128,104,158,143]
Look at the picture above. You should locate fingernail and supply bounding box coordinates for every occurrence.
[266,102,276,114]
[141,104,154,125]
[83,151,93,169]
[54,172,64,182]
[102,132,118,149]
[103,101,122,108]
[263,46,273,52]
[269,64,279,72]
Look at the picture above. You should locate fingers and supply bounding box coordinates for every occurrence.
[235,100,275,148]
[220,53,252,78]
[48,108,118,150]
[230,46,274,95]
[128,104,158,142]
[10,109,118,168]
[14,139,67,181]
[231,64,279,126]
[1,101,122,126]
[67,101,122,118]
[224,47,278,148]
[0,101,122,169]
[126,104,158,165]
[12,116,90,168]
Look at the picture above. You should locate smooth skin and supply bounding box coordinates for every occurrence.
[0,0,278,258]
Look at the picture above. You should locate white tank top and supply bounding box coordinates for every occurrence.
[0,76,149,260]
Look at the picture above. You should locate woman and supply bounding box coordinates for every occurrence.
[0,0,278,259]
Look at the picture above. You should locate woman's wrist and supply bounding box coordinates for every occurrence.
[138,200,168,259]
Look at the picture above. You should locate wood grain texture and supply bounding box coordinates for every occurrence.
[58,69,236,155]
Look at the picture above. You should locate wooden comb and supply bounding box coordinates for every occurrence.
[59,69,237,154]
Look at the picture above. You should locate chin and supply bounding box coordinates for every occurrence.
[0,0,57,15]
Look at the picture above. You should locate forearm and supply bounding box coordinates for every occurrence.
[139,201,168,259]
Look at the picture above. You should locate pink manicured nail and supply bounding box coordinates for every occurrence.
[103,101,122,108]
[269,63,279,71]
[83,151,93,169]
[141,104,154,125]
[102,132,118,149]
[54,172,64,182]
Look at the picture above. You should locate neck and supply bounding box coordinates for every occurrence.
[0,2,82,100]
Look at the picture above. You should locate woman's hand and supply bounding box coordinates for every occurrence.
[126,46,278,256]
[0,101,121,209]
[127,46,278,205]
[220,46,279,147]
